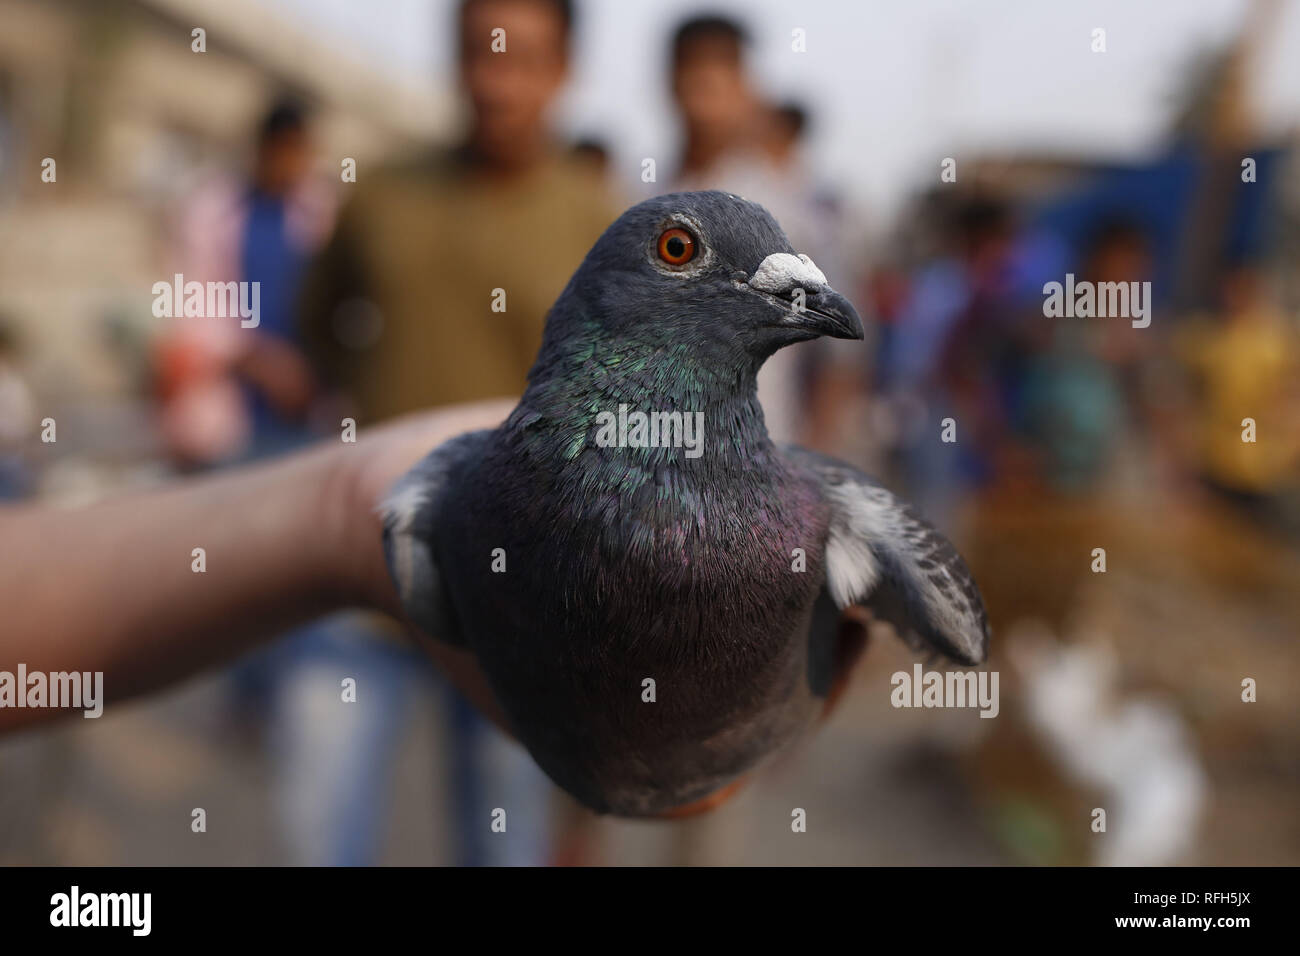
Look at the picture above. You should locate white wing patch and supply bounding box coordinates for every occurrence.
[379,482,428,606]
[824,527,878,607]
[376,428,494,647]
[822,481,891,606]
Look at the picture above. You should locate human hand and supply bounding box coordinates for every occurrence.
[327,397,517,727]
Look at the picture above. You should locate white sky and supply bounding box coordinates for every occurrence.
[264,0,1300,219]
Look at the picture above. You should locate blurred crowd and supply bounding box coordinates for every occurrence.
[1,0,1298,866]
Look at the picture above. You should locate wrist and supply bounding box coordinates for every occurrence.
[322,438,402,617]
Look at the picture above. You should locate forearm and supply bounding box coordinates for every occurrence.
[0,400,515,735]
[0,443,362,729]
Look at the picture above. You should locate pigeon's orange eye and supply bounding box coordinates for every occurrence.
[657,227,696,265]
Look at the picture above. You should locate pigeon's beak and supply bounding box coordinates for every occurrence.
[786,288,865,341]
[744,252,865,342]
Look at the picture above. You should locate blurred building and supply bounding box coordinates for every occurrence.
[0,0,450,421]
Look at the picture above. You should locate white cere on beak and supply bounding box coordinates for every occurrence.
[748,253,828,295]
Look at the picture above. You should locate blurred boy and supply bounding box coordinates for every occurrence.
[161,99,332,467]
[1182,263,1300,523]
[301,0,613,419]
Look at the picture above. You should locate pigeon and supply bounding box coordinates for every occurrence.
[381,190,989,817]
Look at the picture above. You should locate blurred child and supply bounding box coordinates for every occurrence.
[1181,263,1300,526]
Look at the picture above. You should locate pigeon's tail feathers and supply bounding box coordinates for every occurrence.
[378,429,492,646]
[786,447,990,665]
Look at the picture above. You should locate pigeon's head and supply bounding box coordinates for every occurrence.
[548,190,864,373]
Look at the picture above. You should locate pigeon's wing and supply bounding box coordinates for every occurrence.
[785,446,990,665]
[378,429,492,647]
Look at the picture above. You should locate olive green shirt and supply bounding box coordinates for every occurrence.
[300,148,617,422]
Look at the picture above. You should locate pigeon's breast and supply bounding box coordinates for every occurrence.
[441,456,833,814]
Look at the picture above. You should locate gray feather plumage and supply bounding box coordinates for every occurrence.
[380,190,990,815]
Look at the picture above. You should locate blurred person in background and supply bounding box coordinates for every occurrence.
[0,321,35,500]
[666,14,859,449]
[963,214,1175,640]
[1074,219,1174,491]
[301,0,613,417]
[158,98,334,469]
[669,15,764,189]
[1016,220,1148,497]
[1179,261,1300,532]
[877,197,1027,527]
[295,0,616,866]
